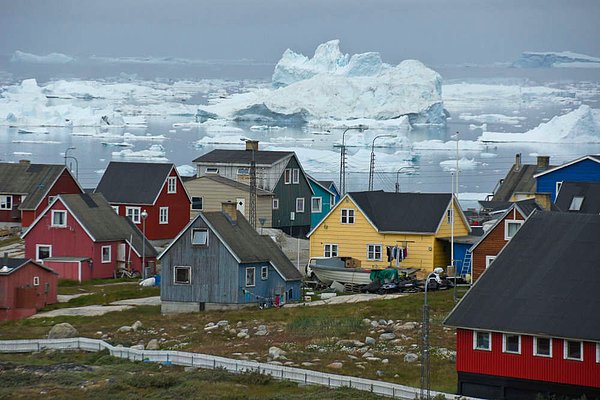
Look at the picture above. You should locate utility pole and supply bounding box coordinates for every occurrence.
[249,147,257,229]
[368,134,395,191]
[339,125,368,195]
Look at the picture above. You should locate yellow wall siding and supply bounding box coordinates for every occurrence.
[433,199,470,269]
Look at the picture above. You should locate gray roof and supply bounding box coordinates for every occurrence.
[57,193,157,257]
[94,162,174,205]
[349,191,453,233]
[193,149,293,165]
[202,211,302,281]
[492,164,540,202]
[555,182,600,214]
[0,257,57,275]
[0,163,71,210]
[445,212,600,342]
[189,175,273,196]
[514,198,544,217]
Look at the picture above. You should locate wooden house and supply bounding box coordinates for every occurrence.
[318,180,341,204]
[445,212,600,400]
[159,202,303,313]
[193,141,314,237]
[491,154,554,202]
[0,161,83,226]
[535,154,600,201]
[94,161,191,241]
[183,175,274,227]
[22,193,157,281]
[307,191,470,275]
[307,175,337,230]
[469,198,543,282]
[0,257,58,321]
[555,181,600,214]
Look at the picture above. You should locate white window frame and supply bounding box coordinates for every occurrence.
[311,197,322,213]
[502,334,521,354]
[533,337,553,358]
[205,167,219,174]
[112,205,119,214]
[296,197,305,213]
[504,219,524,240]
[292,168,300,184]
[191,196,203,211]
[101,245,111,263]
[159,207,169,224]
[324,244,338,258]
[245,267,255,287]
[485,256,496,268]
[564,340,583,361]
[33,276,40,286]
[597,343,600,363]
[51,210,67,227]
[167,176,177,194]
[284,169,291,184]
[0,195,12,210]
[261,266,268,280]
[569,196,584,211]
[174,266,191,285]
[555,181,563,199]
[473,331,492,351]
[191,228,208,246]
[341,208,355,224]
[367,244,383,261]
[36,244,52,261]
[272,198,279,210]
[290,211,295,221]
[126,207,141,224]
[47,195,55,205]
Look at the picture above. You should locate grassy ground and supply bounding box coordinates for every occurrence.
[0,287,459,393]
[0,351,388,400]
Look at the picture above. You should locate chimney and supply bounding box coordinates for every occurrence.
[514,153,522,171]
[245,140,259,152]
[536,156,550,172]
[19,159,31,165]
[221,201,237,222]
[534,193,552,210]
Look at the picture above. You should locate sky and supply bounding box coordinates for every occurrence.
[1,0,599,65]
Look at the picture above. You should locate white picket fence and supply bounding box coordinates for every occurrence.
[0,337,457,399]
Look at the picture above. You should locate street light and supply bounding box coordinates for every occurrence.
[141,209,148,279]
[395,166,418,193]
[368,134,396,191]
[339,124,368,195]
[64,147,79,180]
[420,270,439,400]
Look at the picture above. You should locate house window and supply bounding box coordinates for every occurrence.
[504,220,523,240]
[292,168,299,184]
[534,337,552,357]
[367,244,382,261]
[503,334,521,354]
[341,208,355,224]
[101,245,111,263]
[191,196,203,210]
[324,244,338,258]
[556,181,563,199]
[33,276,40,286]
[174,266,191,284]
[237,167,250,175]
[272,198,279,210]
[485,256,496,268]
[112,205,119,214]
[159,207,169,224]
[447,209,452,224]
[564,340,583,361]
[290,211,295,221]
[296,198,305,213]
[205,167,219,174]
[284,169,291,184]
[597,343,600,363]
[0,195,12,210]
[51,210,67,227]
[261,266,268,280]
[126,207,141,223]
[474,331,492,351]
[167,176,177,193]
[569,196,584,211]
[191,228,208,245]
[36,245,52,261]
[245,267,255,287]
[288,287,293,301]
[47,196,55,205]
[311,197,322,213]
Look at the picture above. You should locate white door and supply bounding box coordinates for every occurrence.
[236,198,245,215]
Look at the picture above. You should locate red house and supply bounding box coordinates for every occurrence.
[22,193,157,281]
[0,257,58,320]
[470,198,544,281]
[445,212,600,400]
[94,162,191,241]
[0,161,84,226]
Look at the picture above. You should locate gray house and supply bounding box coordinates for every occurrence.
[159,202,303,313]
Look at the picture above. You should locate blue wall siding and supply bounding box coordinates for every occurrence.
[308,181,335,229]
[238,262,301,304]
[453,243,471,274]
[536,159,600,200]
[328,183,341,204]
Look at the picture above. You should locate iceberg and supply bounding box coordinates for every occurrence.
[176,164,196,177]
[197,40,445,126]
[11,50,76,64]
[513,51,600,68]
[479,105,600,143]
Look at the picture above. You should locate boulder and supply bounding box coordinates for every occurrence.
[365,336,376,345]
[131,320,143,332]
[397,321,418,330]
[404,353,419,363]
[117,326,132,333]
[379,332,396,341]
[146,339,160,350]
[130,344,145,350]
[217,320,229,328]
[48,323,78,339]
[327,362,343,369]
[268,346,286,360]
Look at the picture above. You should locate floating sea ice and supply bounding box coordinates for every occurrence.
[459,113,525,125]
[172,122,202,128]
[123,115,148,127]
[13,151,33,156]
[17,128,49,134]
[439,157,481,171]
[101,142,134,147]
[112,144,167,161]
[195,135,246,146]
[12,139,61,144]
[469,123,488,131]
[412,140,484,151]
[480,152,498,158]
[168,129,176,133]
[123,132,166,141]
[176,164,196,177]
[249,125,287,131]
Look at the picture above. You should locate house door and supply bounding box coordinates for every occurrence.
[117,243,127,269]
[236,198,245,215]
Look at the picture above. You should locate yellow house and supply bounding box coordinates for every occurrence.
[307,191,470,275]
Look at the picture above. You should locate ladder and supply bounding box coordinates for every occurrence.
[460,251,472,277]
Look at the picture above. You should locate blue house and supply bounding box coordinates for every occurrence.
[307,176,337,230]
[318,180,341,204]
[535,155,600,201]
[159,202,303,313]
